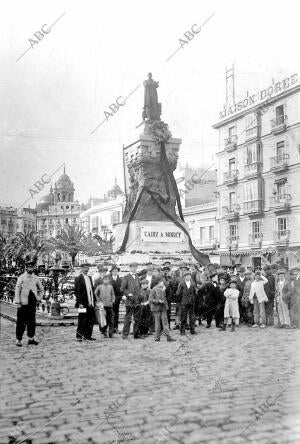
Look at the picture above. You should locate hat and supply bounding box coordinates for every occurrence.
[254,271,261,276]
[162,266,171,272]
[25,260,35,266]
[277,268,287,275]
[140,279,149,285]
[162,261,171,266]
[110,265,120,272]
[230,278,237,284]
[246,265,253,269]
[183,271,192,277]
[239,266,246,273]
[263,265,271,272]
[81,262,91,267]
[129,262,138,267]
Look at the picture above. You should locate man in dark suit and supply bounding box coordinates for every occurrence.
[121,262,141,339]
[176,271,197,335]
[75,263,96,342]
[110,265,123,333]
[236,266,247,323]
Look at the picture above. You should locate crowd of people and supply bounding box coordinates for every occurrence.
[11,259,300,346]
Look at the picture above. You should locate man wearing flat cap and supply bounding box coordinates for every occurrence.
[110,265,123,333]
[93,264,108,288]
[75,263,96,341]
[121,262,141,339]
[176,271,197,335]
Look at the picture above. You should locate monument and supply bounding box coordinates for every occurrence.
[114,73,209,265]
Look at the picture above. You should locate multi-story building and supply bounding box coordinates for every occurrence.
[175,164,217,208]
[17,208,36,234]
[0,207,18,239]
[214,73,300,268]
[79,181,125,238]
[183,201,219,262]
[36,168,80,239]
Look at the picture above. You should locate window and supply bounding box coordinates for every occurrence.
[243,179,262,202]
[209,226,214,242]
[276,104,284,118]
[200,227,205,244]
[229,158,236,173]
[278,217,287,233]
[276,182,286,198]
[229,191,236,210]
[245,113,257,130]
[229,224,237,239]
[229,126,235,137]
[252,221,261,239]
[65,218,69,224]
[276,141,285,158]
[245,142,261,164]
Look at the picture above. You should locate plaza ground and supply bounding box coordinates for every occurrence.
[0,317,300,444]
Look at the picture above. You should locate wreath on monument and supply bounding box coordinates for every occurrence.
[149,121,172,144]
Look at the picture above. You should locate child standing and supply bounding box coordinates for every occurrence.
[221,279,240,332]
[95,275,115,338]
[136,279,151,337]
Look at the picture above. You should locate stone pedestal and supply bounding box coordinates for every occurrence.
[114,220,190,254]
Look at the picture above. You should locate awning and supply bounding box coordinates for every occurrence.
[219,249,278,256]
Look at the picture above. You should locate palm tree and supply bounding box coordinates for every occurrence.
[93,233,115,254]
[4,231,45,265]
[50,225,87,266]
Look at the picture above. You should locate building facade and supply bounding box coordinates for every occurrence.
[0,207,18,239]
[214,74,300,268]
[17,208,36,234]
[36,168,80,239]
[183,201,219,262]
[79,181,125,238]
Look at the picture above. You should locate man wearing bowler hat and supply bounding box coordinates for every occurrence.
[14,260,43,346]
[121,262,141,339]
[176,270,197,335]
[110,265,123,333]
[75,263,96,341]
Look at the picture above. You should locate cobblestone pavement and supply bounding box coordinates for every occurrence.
[1,317,300,444]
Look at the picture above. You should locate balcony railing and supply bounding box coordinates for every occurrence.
[223,169,239,184]
[271,115,287,134]
[274,229,290,244]
[270,153,290,171]
[245,125,259,141]
[244,161,262,177]
[270,194,291,211]
[249,233,263,245]
[224,134,238,152]
[222,204,240,219]
[244,200,263,215]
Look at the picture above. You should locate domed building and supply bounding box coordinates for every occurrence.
[36,167,80,239]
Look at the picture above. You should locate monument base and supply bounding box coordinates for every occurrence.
[114,220,190,254]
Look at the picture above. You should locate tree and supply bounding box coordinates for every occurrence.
[4,231,45,265]
[93,233,115,254]
[50,225,87,266]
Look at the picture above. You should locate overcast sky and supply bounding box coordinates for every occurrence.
[1,0,299,208]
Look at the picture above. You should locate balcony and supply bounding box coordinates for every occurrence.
[223,169,239,185]
[244,161,262,178]
[271,115,287,134]
[270,194,291,212]
[249,233,263,247]
[274,229,290,245]
[244,200,264,216]
[270,153,290,172]
[223,204,240,220]
[224,135,238,152]
[227,235,239,249]
[245,125,259,141]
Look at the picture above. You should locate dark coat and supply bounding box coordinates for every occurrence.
[111,275,123,302]
[263,272,276,300]
[75,274,95,308]
[198,282,218,309]
[120,273,141,307]
[176,281,197,306]
[149,286,168,312]
[236,276,247,295]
